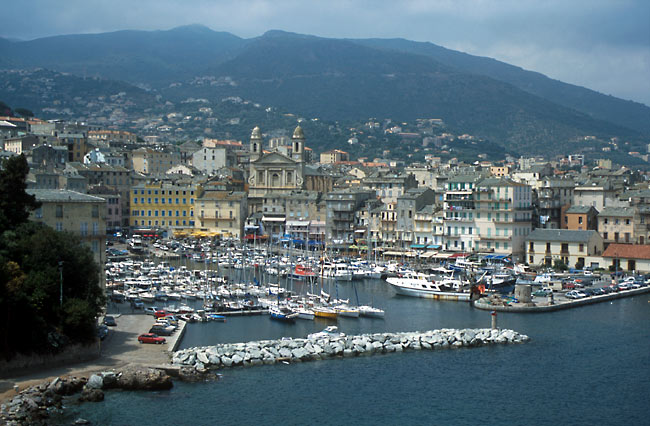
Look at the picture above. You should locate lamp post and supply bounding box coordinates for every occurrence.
[58,261,64,307]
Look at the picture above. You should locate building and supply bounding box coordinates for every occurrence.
[27,189,107,286]
[88,130,137,145]
[536,178,574,229]
[361,171,417,203]
[396,188,435,250]
[4,135,39,155]
[563,205,598,231]
[130,181,196,231]
[195,189,248,238]
[131,147,180,175]
[192,146,236,175]
[573,181,619,211]
[473,178,533,261]
[602,243,650,273]
[525,229,603,269]
[490,166,511,177]
[88,185,122,233]
[248,126,307,214]
[597,207,638,245]
[320,149,350,164]
[325,189,374,250]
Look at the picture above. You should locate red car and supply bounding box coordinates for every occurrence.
[138,333,166,344]
[154,310,169,319]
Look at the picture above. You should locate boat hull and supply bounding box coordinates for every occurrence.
[313,309,338,319]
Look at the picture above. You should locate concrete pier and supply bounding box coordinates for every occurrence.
[474,285,650,313]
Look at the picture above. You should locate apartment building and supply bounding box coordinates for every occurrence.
[130,181,196,230]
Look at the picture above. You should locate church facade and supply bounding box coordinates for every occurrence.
[248,125,306,199]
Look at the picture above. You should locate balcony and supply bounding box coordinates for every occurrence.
[480,235,511,241]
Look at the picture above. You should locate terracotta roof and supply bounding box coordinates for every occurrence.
[602,243,650,260]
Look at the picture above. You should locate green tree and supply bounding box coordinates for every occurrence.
[0,156,104,358]
[0,154,40,233]
[13,108,34,118]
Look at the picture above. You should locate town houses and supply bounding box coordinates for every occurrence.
[4,115,650,272]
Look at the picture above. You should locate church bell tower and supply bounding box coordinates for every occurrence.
[291,125,304,163]
[250,126,263,162]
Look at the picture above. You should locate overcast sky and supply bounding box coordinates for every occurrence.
[2,0,649,106]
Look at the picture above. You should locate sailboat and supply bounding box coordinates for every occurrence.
[269,241,298,322]
[312,254,338,319]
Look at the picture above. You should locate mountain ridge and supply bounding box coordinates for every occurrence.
[0,26,648,156]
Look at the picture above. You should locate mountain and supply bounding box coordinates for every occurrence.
[1,27,648,156]
[0,25,245,85]
[353,38,650,135]
[196,31,642,154]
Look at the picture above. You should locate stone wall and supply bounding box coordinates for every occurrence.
[0,341,100,379]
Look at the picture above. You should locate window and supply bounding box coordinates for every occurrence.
[92,223,98,236]
[603,232,608,240]
[56,222,63,231]
[604,218,608,224]
[579,243,584,252]
[56,205,63,218]
[80,222,88,236]
[578,217,582,224]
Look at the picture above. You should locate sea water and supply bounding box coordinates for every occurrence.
[56,279,650,425]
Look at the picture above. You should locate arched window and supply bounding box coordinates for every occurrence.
[287,171,293,183]
[272,173,280,187]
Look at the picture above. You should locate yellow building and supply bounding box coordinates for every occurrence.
[195,189,248,238]
[130,182,196,230]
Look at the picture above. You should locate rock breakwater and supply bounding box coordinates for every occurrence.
[173,328,530,370]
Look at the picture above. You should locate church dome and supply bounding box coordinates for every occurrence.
[292,125,304,139]
[251,126,262,139]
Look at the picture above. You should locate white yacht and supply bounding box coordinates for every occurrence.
[386,272,472,301]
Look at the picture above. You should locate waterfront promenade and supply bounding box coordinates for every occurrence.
[0,313,180,403]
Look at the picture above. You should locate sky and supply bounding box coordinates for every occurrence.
[2,0,649,106]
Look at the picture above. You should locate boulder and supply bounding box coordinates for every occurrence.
[86,374,103,390]
[231,354,244,365]
[197,351,209,364]
[79,388,104,402]
[115,367,173,391]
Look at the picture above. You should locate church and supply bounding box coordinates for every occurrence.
[247,125,306,208]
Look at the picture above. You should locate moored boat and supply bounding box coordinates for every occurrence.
[386,272,473,302]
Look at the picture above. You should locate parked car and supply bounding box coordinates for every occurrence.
[565,290,586,299]
[97,325,108,340]
[154,309,169,319]
[617,282,631,291]
[103,315,117,326]
[149,325,174,336]
[533,288,552,297]
[138,333,166,344]
[131,299,144,309]
[145,306,159,315]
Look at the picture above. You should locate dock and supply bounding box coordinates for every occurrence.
[473,285,650,312]
[210,309,268,316]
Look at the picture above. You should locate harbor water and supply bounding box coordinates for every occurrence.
[57,277,650,425]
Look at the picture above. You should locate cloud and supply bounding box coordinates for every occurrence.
[1,0,649,105]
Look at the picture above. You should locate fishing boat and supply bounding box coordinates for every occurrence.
[289,264,317,283]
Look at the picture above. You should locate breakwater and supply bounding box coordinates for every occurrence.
[172,328,530,369]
